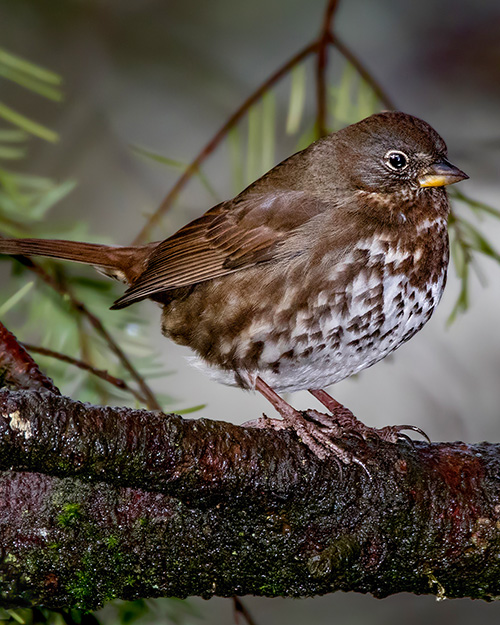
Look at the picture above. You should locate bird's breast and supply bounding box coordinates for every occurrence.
[161,215,449,392]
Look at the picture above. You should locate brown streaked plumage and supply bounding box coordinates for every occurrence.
[0,112,468,461]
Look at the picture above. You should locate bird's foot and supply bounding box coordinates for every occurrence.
[244,407,366,469]
[309,388,430,445]
[250,377,369,471]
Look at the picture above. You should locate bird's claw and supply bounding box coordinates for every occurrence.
[375,423,431,445]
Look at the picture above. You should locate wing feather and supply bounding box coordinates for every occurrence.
[112,190,333,309]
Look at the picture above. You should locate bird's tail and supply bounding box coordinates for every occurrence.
[0,237,155,286]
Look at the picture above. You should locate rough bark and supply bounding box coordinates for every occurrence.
[0,323,59,394]
[1,387,500,610]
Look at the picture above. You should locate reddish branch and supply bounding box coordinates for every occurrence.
[6,254,161,411]
[315,0,339,137]
[329,34,396,109]
[131,41,317,244]
[0,322,60,394]
[1,323,499,607]
[21,343,144,404]
[133,0,395,244]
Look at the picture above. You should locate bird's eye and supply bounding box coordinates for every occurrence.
[385,150,408,171]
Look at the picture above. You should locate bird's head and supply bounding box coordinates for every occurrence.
[332,111,468,195]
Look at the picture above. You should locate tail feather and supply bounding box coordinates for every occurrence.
[0,238,120,266]
[0,238,156,292]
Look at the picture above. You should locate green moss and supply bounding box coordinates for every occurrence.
[258,582,285,595]
[3,554,18,564]
[67,570,94,603]
[57,503,82,528]
[105,536,119,549]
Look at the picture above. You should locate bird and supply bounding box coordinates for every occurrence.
[0,111,468,462]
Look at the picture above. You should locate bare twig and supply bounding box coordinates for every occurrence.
[329,33,396,110]
[11,255,162,410]
[233,597,258,625]
[134,0,396,244]
[315,0,340,137]
[132,41,317,245]
[21,343,145,404]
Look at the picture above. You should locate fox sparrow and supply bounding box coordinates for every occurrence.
[0,112,468,462]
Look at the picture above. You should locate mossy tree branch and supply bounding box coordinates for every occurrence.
[1,387,500,609]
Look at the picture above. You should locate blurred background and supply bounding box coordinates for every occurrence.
[1,0,500,623]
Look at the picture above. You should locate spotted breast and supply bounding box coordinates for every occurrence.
[160,185,450,393]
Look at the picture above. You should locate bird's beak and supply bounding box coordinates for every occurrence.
[419,158,469,188]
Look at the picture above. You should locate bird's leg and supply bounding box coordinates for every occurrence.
[250,377,360,465]
[308,388,430,444]
[309,389,368,431]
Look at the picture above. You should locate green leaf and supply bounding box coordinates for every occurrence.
[286,64,306,135]
[176,404,206,415]
[261,91,276,172]
[447,271,469,325]
[0,129,28,142]
[130,145,186,170]
[5,609,26,624]
[0,65,63,101]
[0,145,27,159]
[295,124,317,151]
[0,102,58,142]
[448,223,471,324]
[451,188,500,220]
[246,103,261,184]
[0,48,62,85]
[131,145,219,201]
[0,281,34,317]
[1,170,58,190]
[459,218,500,262]
[28,179,77,220]
[357,78,378,119]
[330,61,356,129]
[194,167,220,203]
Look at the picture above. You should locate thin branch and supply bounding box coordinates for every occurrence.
[10,255,162,410]
[329,33,396,110]
[21,343,145,404]
[315,0,340,137]
[68,299,161,410]
[0,322,60,393]
[132,41,318,245]
[134,0,397,244]
[233,597,258,625]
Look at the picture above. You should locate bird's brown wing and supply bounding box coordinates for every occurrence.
[112,191,332,309]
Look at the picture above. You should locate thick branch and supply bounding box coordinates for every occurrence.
[0,322,60,394]
[1,388,500,608]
